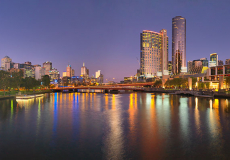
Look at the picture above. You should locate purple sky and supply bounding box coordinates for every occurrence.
[0,0,230,81]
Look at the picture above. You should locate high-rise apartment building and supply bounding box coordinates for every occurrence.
[172,16,186,74]
[140,29,168,78]
[43,61,52,75]
[209,53,218,67]
[226,59,230,65]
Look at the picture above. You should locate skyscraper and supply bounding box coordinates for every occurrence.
[172,16,186,74]
[43,61,52,75]
[81,62,89,78]
[140,29,168,78]
[66,65,72,77]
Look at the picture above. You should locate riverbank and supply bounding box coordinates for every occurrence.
[0,90,51,100]
[144,88,230,98]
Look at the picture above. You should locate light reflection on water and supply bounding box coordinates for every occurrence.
[0,93,230,159]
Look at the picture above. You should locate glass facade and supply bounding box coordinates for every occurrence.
[217,66,223,74]
[211,67,215,75]
[225,65,230,74]
[172,16,186,74]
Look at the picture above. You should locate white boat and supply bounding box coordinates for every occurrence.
[16,94,44,99]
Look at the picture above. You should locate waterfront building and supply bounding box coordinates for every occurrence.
[140,29,168,78]
[43,61,52,75]
[187,58,209,74]
[209,53,218,67]
[1,56,12,71]
[81,62,89,78]
[226,59,230,65]
[172,16,186,74]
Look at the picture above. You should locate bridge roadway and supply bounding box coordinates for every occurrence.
[51,82,154,92]
[52,86,144,92]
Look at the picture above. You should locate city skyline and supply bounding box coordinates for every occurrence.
[0,0,230,81]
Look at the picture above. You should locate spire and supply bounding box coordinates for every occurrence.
[83,62,85,67]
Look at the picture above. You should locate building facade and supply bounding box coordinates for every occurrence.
[187,58,209,74]
[1,56,12,71]
[172,16,186,74]
[81,63,89,78]
[225,59,230,65]
[209,53,218,67]
[218,60,224,66]
[43,61,52,75]
[140,29,168,78]
[95,70,101,78]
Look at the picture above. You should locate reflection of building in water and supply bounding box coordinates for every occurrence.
[103,94,124,160]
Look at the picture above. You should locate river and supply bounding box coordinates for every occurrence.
[0,92,230,159]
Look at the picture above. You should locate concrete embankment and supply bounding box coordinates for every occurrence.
[145,88,230,99]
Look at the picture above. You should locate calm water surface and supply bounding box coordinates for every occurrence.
[1,92,230,159]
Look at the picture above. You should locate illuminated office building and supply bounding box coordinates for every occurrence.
[140,29,168,78]
[172,16,186,74]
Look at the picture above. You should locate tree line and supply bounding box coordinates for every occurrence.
[0,70,50,96]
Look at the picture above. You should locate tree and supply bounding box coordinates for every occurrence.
[11,70,24,91]
[153,80,162,87]
[22,77,40,91]
[0,71,10,96]
[42,75,50,88]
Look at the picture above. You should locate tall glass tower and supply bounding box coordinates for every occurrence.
[172,16,186,74]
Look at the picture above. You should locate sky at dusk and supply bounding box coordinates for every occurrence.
[0,0,230,81]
